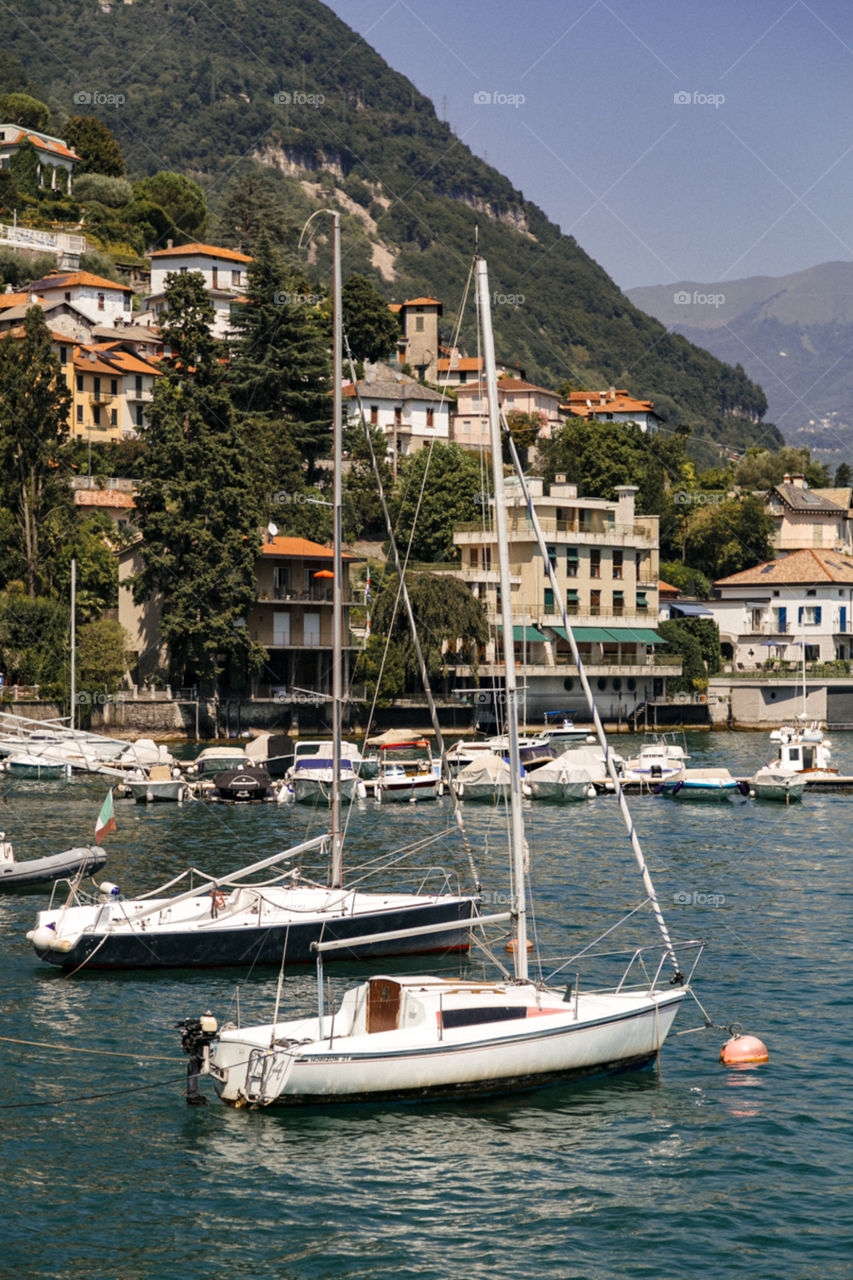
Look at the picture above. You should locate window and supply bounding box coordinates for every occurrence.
[273,566,290,597]
[590,590,601,614]
[212,267,218,288]
[636,590,647,611]
[544,587,555,613]
[546,544,557,569]
[304,612,321,645]
[65,291,71,302]
[590,549,601,579]
[469,547,479,569]
[92,406,101,427]
[798,605,822,626]
[59,346,67,363]
[566,548,579,577]
[76,405,83,424]
[426,408,434,428]
[97,293,105,311]
[613,590,624,614]
[565,588,579,612]
[612,550,623,579]
[135,405,144,427]
[135,375,143,395]
[110,408,117,427]
[232,270,241,286]
[370,405,378,425]
[76,374,83,392]
[93,377,101,398]
[482,546,491,570]
[415,317,424,332]
[110,379,118,396]
[775,606,787,632]
[749,608,763,630]
[394,407,402,426]
[273,611,290,645]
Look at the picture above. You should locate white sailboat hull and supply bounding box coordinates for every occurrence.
[290,772,361,804]
[209,983,685,1106]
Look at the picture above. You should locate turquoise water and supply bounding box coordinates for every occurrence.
[1,731,851,1279]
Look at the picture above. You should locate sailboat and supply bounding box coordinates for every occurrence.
[27,212,478,972]
[178,256,692,1107]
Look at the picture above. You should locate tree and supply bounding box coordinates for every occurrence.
[390,442,489,563]
[659,561,712,598]
[342,274,400,364]
[503,409,542,469]
[0,306,72,596]
[342,419,394,541]
[352,633,406,709]
[371,569,487,688]
[0,588,69,696]
[682,495,774,580]
[134,171,207,241]
[834,463,851,488]
[213,166,301,256]
[0,92,50,130]
[64,116,125,176]
[734,446,830,492]
[656,619,713,694]
[51,512,118,622]
[229,234,331,480]
[132,272,264,690]
[0,169,17,218]
[75,618,131,715]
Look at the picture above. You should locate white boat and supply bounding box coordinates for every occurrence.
[522,752,595,801]
[2,753,70,780]
[444,739,498,773]
[622,735,688,784]
[749,767,806,802]
[1,831,107,892]
[539,712,589,747]
[0,711,130,766]
[659,767,746,800]
[126,765,187,803]
[454,753,511,801]
[766,734,836,783]
[180,254,692,1109]
[285,740,365,804]
[116,739,177,770]
[370,734,439,803]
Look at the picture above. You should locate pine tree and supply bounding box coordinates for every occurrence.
[229,233,331,481]
[132,272,264,689]
[0,306,72,596]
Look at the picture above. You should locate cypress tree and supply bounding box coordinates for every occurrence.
[132,271,263,690]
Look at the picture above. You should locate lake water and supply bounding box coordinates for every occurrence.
[2,730,851,1280]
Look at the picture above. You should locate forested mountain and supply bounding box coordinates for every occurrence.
[628,262,853,466]
[4,0,781,466]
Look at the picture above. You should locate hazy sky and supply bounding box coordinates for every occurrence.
[324,0,853,291]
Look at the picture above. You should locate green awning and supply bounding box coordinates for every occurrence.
[501,625,548,643]
[548,625,664,644]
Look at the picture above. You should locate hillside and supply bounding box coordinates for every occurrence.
[5,0,782,467]
[628,262,853,466]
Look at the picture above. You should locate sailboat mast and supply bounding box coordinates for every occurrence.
[476,256,528,981]
[331,212,343,888]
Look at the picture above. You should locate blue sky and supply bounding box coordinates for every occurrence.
[324,0,853,291]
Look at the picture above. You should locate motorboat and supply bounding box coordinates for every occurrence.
[766,734,836,783]
[1,831,106,892]
[209,765,277,803]
[622,735,688,784]
[285,740,365,804]
[749,767,806,803]
[453,753,511,801]
[370,736,439,803]
[659,768,747,800]
[2,753,70,780]
[126,765,187,803]
[522,752,596,801]
[538,711,589,748]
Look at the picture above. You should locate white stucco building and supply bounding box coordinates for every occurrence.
[143,242,252,339]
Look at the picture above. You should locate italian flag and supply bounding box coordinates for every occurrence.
[95,790,116,845]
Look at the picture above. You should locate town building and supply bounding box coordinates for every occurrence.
[343,362,450,465]
[450,476,678,723]
[710,548,853,670]
[143,243,252,339]
[70,341,161,441]
[393,296,442,380]
[452,376,564,453]
[22,270,134,327]
[765,473,853,555]
[0,125,81,191]
[563,388,661,434]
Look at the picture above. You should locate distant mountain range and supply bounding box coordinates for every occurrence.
[628,262,853,467]
[4,0,784,469]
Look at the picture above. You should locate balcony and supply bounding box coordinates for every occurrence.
[89,391,116,405]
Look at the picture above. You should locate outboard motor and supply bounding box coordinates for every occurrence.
[177,1013,219,1105]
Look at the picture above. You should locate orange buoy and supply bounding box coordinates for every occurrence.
[720,1033,768,1065]
[505,937,534,953]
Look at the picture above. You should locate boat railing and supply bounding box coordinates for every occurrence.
[413,866,466,898]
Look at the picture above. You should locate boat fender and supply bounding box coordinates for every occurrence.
[457,782,464,798]
[210,889,225,916]
[736,780,750,796]
[0,836,14,864]
[28,924,57,950]
[99,882,121,898]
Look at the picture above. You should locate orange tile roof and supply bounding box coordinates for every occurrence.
[90,343,161,376]
[658,579,680,596]
[401,296,441,307]
[437,356,483,371]
[1,129,79,161]
[75,489,136,510]
[31,271,134,294]
[715,548,853,587]
[0,292,29,310]
[148,242,252,263]
[457,376,560,397]
[73,350,120,376]
[260,535,353,560]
